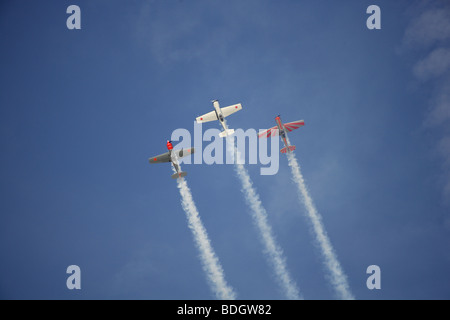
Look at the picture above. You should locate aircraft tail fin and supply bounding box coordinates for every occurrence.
[281,145,296,153]
[171,171,188,179]
[219,129,235,138]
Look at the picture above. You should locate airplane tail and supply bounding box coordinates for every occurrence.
[219,129,235,138]
[171,171,188,179]
[281,145,296,153]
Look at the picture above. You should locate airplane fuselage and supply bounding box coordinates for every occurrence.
[166,140,175,161]
[275,116,289,148]
[167,140,182,176]
[212,100,227,130]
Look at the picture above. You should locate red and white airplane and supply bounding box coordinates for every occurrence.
[148,140,195,179]
[258,115,305,153]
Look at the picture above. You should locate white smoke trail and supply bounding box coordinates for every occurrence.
[174,163,236,300]
[286,151,354,300]
[226,135,302,300]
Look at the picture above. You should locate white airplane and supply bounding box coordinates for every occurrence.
[196,100,242,137]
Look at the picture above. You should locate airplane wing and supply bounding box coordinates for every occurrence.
[148,151,171,164]
[283,120,305,132]
[196,111,218,123]
[172,147,195,159]
[258,126,279,138]
[221,103,242,118]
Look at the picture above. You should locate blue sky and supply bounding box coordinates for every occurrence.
[1,0,450,299]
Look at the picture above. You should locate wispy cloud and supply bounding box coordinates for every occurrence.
[402,2,450,219]
[424,77,450,127]
[413,47,450,81]
[132,2,236,65]
[403,7,450,48]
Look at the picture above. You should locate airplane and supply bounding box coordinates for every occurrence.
[196,100,242,138]
[258,115,305,153]
[148,140,195,179]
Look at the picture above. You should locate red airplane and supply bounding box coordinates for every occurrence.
[258,115,305,153]
[148,140,194,179]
